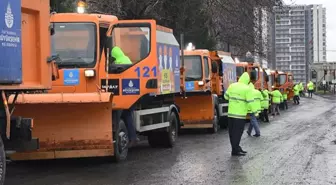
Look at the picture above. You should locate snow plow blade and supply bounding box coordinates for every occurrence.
[8,93,114,160]
[176,95,214,129]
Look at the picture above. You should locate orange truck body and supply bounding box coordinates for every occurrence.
[0,0,56,183]
[0,0,53,90]
[10,13,181,161]
[235,62,270,91]
[269,70,294,100]
[176,49,236,130]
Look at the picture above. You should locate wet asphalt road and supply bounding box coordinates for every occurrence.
[5,95,336,185]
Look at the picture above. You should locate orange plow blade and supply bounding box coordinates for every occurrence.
[175,95,214,129]
[8,93,114,160]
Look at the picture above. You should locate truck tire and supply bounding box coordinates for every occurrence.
[0,137,5,185]
[208,107,219,133]
[112,119,128,162]
[148,112,178,148]
[162,111,178,147]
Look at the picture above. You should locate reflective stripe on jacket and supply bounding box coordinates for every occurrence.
[224,72,254,119]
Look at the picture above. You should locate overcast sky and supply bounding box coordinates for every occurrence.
[284,0,335,62]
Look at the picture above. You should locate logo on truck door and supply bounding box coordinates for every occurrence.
[5,3,13,29]
[122,79,140,95]
[63,69,79,85]
[101,79,119,95]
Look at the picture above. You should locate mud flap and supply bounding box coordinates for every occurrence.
[175,95,214,129]
[8,93,114,160]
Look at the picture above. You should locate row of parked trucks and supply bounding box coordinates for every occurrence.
[0,0,295,184]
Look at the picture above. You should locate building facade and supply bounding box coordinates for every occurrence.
[269,5,327,84]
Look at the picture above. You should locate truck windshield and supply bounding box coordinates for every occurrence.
[51,23,96,68]
[279,74,287,85]
[183,55,202,81]
[250,67,259,81]
[236,66,245,77]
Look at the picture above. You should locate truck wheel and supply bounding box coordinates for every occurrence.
[0,137,5,185]
[162,111,178,147]
[112,119,128,162]
[209,107,219,133]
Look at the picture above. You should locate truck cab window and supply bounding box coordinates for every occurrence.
[236,66,245,77]
[279,74,287,85]
[184,55,203,81]
[111,26,150,64]
[99,25,108,59]
[51,23,97,68]
[203,57,210,79]
[250,67,259,81]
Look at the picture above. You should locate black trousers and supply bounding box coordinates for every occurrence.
[262,109,269,122]
[294,95,300,104]
[228,118,246,153]
[308,90,313,97]
[283,100,288,109]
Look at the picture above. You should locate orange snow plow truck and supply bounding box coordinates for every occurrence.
[236,62,270,90]
[0,0,57,184]
[9,13,181,162]
[176,49,236,131]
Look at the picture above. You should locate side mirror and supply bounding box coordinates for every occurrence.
[211,61,218,73]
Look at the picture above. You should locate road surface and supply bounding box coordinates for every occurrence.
[5,95,336,185]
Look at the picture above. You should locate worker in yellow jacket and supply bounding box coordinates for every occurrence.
[271,89,282,116]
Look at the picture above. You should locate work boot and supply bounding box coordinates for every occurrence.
[240,149,247,154]
[253,134,260,137]
[231,152,246,156]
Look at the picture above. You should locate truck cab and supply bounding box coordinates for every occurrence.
[235,62,270,90]
[10,13,181,162]
[176,49,236,131]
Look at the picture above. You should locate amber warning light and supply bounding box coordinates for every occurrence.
[77,0,86,13]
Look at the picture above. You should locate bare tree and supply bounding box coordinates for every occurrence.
[87,0,283,56]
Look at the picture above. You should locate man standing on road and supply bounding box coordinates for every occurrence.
[293,84,300,105]
[307,81,314,98]
[271,89,282,116]
[282,90,288,110]
[246,84,261,137]
[261,89,270,123]
[224,72,254,156]
[299,82,304,97]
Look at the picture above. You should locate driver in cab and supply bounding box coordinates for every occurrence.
[111,46,137,147]
[111,46,132,64]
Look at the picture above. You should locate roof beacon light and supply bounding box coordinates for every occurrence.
[186,42,195,51]
[77,0,86,14]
